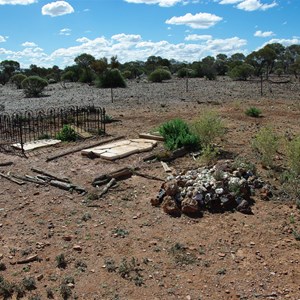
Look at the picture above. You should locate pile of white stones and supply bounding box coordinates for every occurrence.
[151,160,269,217]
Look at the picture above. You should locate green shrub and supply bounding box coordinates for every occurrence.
[252,126,278,167]
[245,107,262,117]
[79,69,95,84]
[192,110,225,147]
[56,253,67,268]
[10,73,27,89]
[22,277,36,290]
[177,68,194,78]
[21,76,48,97]
[148,68,171,83]
[229,63,254,81]
[56,125,77,142]
[200,145,220,164]
[159,119,199,151]
[122,70,132,79]
[286,136,300,175]
[0,276,14,298]
[97,68,126,88]
[61,70,77,82]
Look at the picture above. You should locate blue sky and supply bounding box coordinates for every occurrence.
[0,0,299,68]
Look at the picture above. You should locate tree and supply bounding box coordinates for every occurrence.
[10,74,27,89]
[229,63,254,81]
[22,76,48,97]
[201,56,217,80]
[110,56,120,69]
[148,68,171,82]
[91,58,108,76]
[0,60,20,85]
[74,53,96,83]
[97,68,126,88]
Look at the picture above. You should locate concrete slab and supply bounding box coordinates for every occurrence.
[13,139,61,151]
[91,140,131,150]
[81,138,157,160]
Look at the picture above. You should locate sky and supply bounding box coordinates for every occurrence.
[0,0,299,69]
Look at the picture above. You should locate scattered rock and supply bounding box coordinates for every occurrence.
[152,161,267,216]
[73,245,82,251]
[161,196,181,217]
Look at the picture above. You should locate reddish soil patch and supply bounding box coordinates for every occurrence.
[0,78,300,299]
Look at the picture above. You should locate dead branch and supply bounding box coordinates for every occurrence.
[0,172,25,185]
[11,174,47,185]
[133,171,164,182]
[0,162,13,167]
[99,178,117,198]
[31,167,70,183]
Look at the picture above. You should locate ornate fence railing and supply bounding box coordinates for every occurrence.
[0,105,106,156]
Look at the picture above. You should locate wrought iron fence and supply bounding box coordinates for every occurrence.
[0,105,106,156]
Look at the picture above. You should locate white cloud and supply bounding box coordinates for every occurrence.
[0,0,36,5]
[0,34,248,68]
[237,0,277,11]
[218,0,277,11]
[59,28,71,36]
[254,30,275,37]
[166,12,222,29]
[21,41,37,47]
[111,33,142,43]
[219,0,241,3]
[185,34,212,41]
[42,1,74,17]
[124,0,182,7]
[0,35,7,42]
[261,38,300,48]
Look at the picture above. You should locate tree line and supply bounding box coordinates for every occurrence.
[0,42,300,95]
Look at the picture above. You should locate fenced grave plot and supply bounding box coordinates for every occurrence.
[0,105,106,156]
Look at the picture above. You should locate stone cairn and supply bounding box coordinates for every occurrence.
[151,160,272,217]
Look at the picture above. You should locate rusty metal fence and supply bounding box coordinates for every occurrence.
[0,105,106,156]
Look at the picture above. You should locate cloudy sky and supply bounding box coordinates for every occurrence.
[0,0,299,68]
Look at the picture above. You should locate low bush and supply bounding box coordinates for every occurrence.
[192,110,225,148]
[245,107,262,117]
[252,126,278,167]
[56,125,77,142]
[21,76,48,97]
[177,68,194,78]
[159,119,199,151]
[10,73,27,89]
[229,63,254,81]
[148,68,171,83]
[286,136,300,175]
[97,68,126,88]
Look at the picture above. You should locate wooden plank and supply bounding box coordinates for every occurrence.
[138,133,165,142]
[0,172,25,185]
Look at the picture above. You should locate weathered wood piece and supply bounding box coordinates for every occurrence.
[16,255,39,264]
[50,180,73,190]
[11,174,47,185]
[46,136,125,162]
[138,133,165,142]
[99,178,117,198]
[50,180,86,194]
[0,162,13,167]
[161,161,172,173]
[133,171,164,182]
[0,172,25,185]
[31,167,70,183]
[92,167,133,186]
